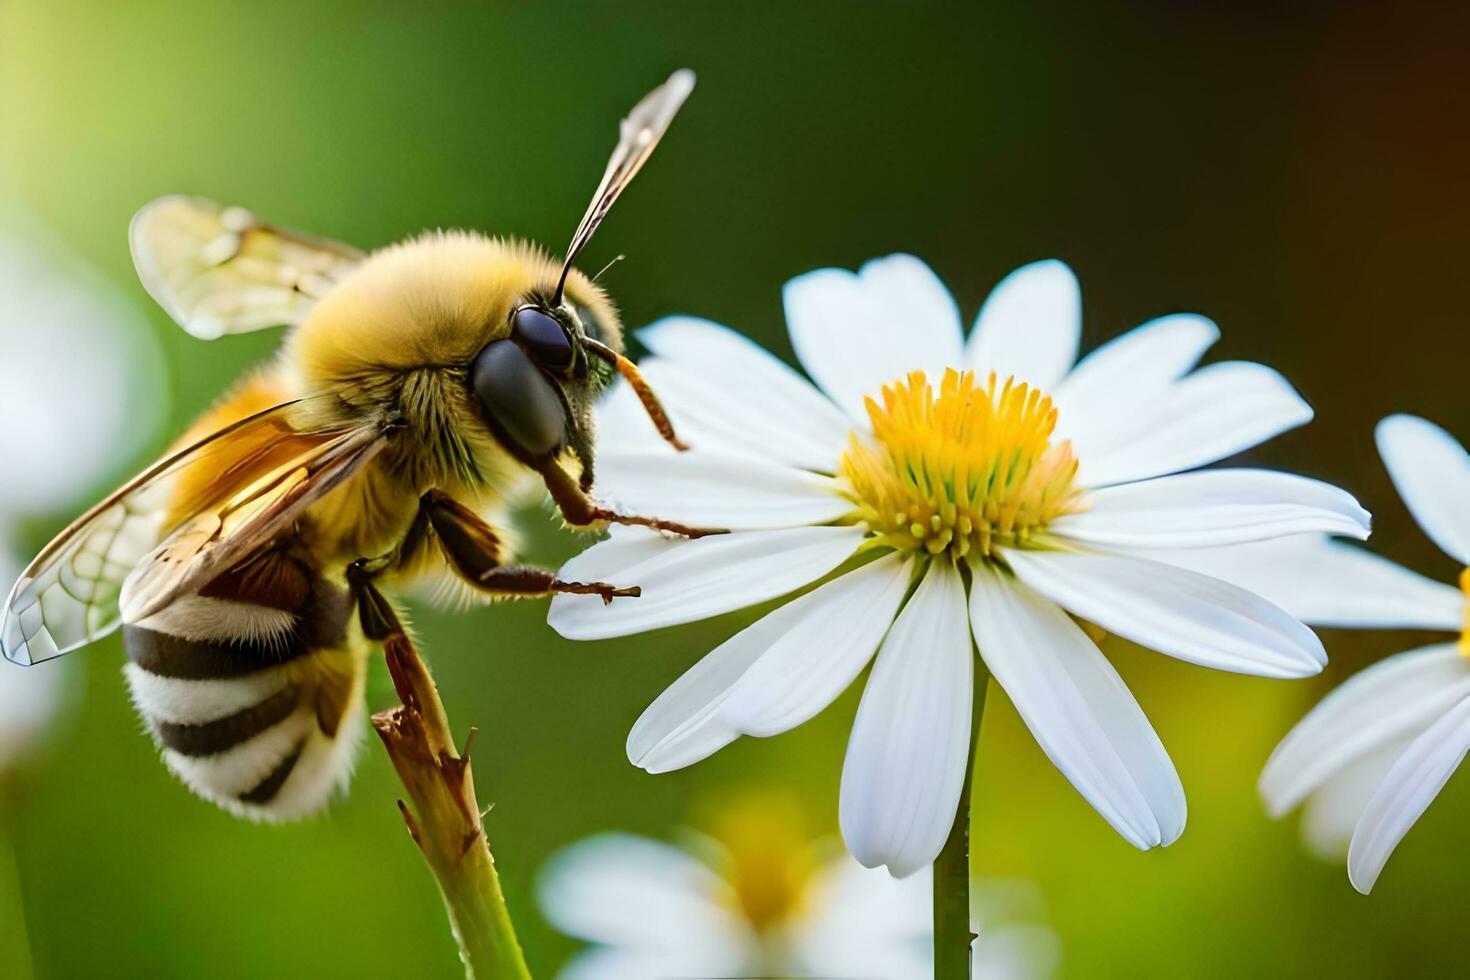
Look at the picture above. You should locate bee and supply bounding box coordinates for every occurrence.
[0,70,701,820]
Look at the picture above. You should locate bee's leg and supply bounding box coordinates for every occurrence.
[346,557,405,641]
[533,457,723,538]
[420,490,639,604]
[474,565,641,604]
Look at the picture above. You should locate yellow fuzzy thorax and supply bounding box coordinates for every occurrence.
[840,369,1087,561]
[286,230,620,390]
[1459,568,1470,658]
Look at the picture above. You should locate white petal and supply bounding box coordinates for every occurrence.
[1051,469,1371,549]
[719,553,912,737]
[840,560,973,877]
[784,254,964,422]
[1301,736,1416,862]
[1003,548,1324,678]
[594,381,672,454]
[625,316,853,469]
[791,858,932,979]
[549,526,865,640]
[1348,695,1470,894]
[1076,361,1313,488]
[969,567,1185,849]
[1259,644,1470,816]
[536,833,741,947]
[965,260,1080,391]
[549,526,682,582]
[1376,414,1470,565]
[594,449,852,531]
[801,857,932,942]
[1132,535,1464,631]
[1052,313,1218,450]
[601,359,848,471]
[627,591,840,773]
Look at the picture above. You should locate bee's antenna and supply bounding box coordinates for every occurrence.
[592,253,626,285]
[583,338,689,451]
[552,69,695,307]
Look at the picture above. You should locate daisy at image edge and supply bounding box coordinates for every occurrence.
[550,255,1370,876]
[1153,414,1470,893]
[0,217,162,773]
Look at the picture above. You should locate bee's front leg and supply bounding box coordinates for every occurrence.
[419,490,639,604]
[534,458,724,538]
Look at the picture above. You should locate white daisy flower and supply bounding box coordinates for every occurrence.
[1156,415,1470,893]
[0,211,163,774]
[537,797,1059,979]
[550,255,1368,874]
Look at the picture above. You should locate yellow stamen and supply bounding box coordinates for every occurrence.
[840,369,1087,562]
[1459,568,1469,658]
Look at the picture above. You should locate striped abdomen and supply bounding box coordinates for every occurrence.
[121,544,368,821]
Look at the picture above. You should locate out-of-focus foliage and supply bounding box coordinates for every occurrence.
[0,203,163,976]
[0,2,1466,977]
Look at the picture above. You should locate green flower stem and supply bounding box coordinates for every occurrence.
[370,619,530,980]
[933,656,990,979]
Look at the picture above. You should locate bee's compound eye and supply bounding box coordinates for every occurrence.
[512,307,574,372]
[472,340,566,457]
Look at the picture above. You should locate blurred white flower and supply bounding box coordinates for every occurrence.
[551,255,1364,873]
[537,796,1058,979]
[0,536,64,775]
[0,206,163,774]
[1160,415,1470,893]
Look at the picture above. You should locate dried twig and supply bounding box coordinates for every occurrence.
[359,574,530,980]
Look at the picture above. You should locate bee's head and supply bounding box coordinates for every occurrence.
[296,70,693,492]
[470,68,696,490]
[469,284,622,488]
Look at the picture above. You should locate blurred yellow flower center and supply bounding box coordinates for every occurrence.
[1459,568,1470,658]
[840,369,1086,561]
[712,795,817,935]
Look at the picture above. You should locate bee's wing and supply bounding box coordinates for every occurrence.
[2,474,170,666]
[556,69,695,293]
[130,196,364,340]
[119,419,393,626]
[1,401,391,665]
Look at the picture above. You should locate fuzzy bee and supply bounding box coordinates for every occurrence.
[0,70,700,820]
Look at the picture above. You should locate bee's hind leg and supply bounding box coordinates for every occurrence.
[420,490,639,604]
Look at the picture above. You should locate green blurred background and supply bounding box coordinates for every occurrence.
[2,1,1468,976]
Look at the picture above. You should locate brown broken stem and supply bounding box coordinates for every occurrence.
[370,623,530,980]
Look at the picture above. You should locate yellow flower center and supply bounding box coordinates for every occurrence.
[840,369,1087,561]
[711,794,817,935]
[1459,568,1470,658]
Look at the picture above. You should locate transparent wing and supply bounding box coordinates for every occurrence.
[1,480,169,666]
[1,401,390,665]
[129,195,364,339]
[553,69,695,302]
[120,420,393,625]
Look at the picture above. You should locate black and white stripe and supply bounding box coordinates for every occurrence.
[121,551,366,821]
